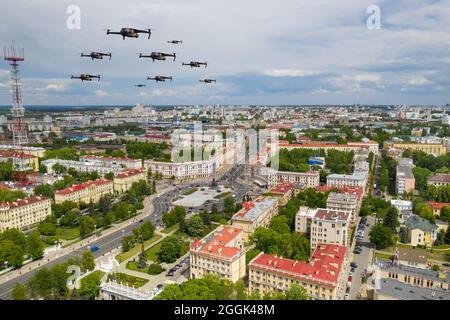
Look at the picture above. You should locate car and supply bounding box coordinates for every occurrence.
[156,284,163,289]
[344,293,350,300]
[139,219,144,223]
[350,267,356,273]
[345,287,350,294]
[350,262,358,268]
[89,245,99,253]
[443,263,450,267]
[353,248,362,254]
[166,271,174,277]
[347,281,352,288]
[348,275,353,282]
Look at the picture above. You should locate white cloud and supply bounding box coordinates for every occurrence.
[42,83,66,91]
[94,90,108,97]
[262,69,318,77]
[407,75,432,86]
[138,91,148,97]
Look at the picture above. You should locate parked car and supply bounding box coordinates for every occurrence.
[350,262,358,268]
[156,284,163,289]
[350,267,356,273]
[353,247,362,254]
[348,275,353,282]
[344,293,350,300]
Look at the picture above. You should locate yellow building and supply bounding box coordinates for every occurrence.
[0,196,51,232]
[55,178,113,204]
[248,244,347,300]
[113,168,147,194]
[404,215,438,247]
[231,197,278,241]
[384,141,447,156]
[190,225,246,282]
[0,151,39,172]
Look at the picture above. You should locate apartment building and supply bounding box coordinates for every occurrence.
[144,153,224,181]
[0,151,39,172]
[113,168,147,194]
[326,192,359,222]
[231,197,278,241]
[296,207,351,250]
[347,141,379,155]
[384,141,447,156]
[43,159,124,175]
[80,155,143,169]
[396,158,415,195]
[0,196,51,232]
[404,215,438,247]
[427,174,450,187]
[267,170,320,189]
[0,145,46,158]
[267,182,295,206]
[279,143,369,155]
[427,202,450,216]
[248,243,347,300]
[326,173,367,192]
[55,178,114,204]
[190,225,246,282]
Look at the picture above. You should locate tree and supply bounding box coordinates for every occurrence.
[223,197,235,214]
[34,184,55,198]
[184,216,205,237]
[157,236,182,263]
[38,221,57,236]
[0,161,13,181]
[439,206,450,223]
[121,236,135,252]
[413,167,432,192]
[445,226,450,245]
[26,231,44,260]
[79,271,102,300]
[369,224,395,249]
[147,263,165,275]
[163,206,186,228]
[12,283,29,300]
[399,226,410,244]
[139,221,155,241]
[104,172,114,180]
[283,284,309,300]
[39,163,47,174]
[98,195,112,214]
[383,206,399,232]
[270,216,290,234]
[52,163,67,174]
[0,240,24,268]
[81,251,95,272]
[79,216,96,238]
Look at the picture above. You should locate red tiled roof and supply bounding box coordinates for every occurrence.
[190,225,243,259]
[315,185,364,201]
[0,150,35,159]
[428,174,450,183]
[269,182,294,195]
[143,134,170,140]
[279,143,369,149]
[238,201,256,217]
[314,208,350,221]
[0,195,49,209]
[427,202,450,210]
[55,178,112,195]
[250,243,346,287]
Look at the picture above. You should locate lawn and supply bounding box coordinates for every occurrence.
[374,252,393,261]
[111,273,148,288]
[182,188,198,196]
[161,224,179,234]
[213,192,232,199]
[56,227,80,240]
[145,238,190,262]
[384,243,450,262]
[116,234,162,263]
[126,261,148,274]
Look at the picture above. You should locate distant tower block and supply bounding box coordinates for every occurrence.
[3,42,31,172]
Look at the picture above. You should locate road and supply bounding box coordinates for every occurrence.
[349,216,375,300]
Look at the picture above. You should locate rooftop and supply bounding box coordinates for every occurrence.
[250,243,346,287]
[234,197,277,221]
[314,208,350,222]
[405,215,438,233]
[269,182,294,195]
[376,278,449,300]
[190,225,243,260]
[55,178,112,195]
[115,168,146,179]
[428,174,450,184]
[0,195,49,209]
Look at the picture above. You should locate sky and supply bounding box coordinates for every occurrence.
[0,0,449,106]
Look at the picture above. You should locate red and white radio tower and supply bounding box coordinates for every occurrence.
[3,42,30,172]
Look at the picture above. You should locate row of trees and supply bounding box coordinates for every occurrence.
[155,275,309,300]
[125,142,170,161]
[12,251,97,300]
[0,229,45,268]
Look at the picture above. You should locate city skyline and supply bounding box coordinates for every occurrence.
[0,0,449,106]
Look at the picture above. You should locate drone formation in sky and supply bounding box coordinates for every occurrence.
[71,27,216,87]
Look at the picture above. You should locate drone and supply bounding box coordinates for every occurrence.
[147,76,173,83]
[168,40,183,44]
[139,52,176,62]
[81,52,112,60]
[70,74,100,82]
[135,84,146,88]
[199,79,216,84]
[106,28,152,40]
[182,61,207,68]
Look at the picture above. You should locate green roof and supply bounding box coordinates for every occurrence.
[405,215,438,232]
